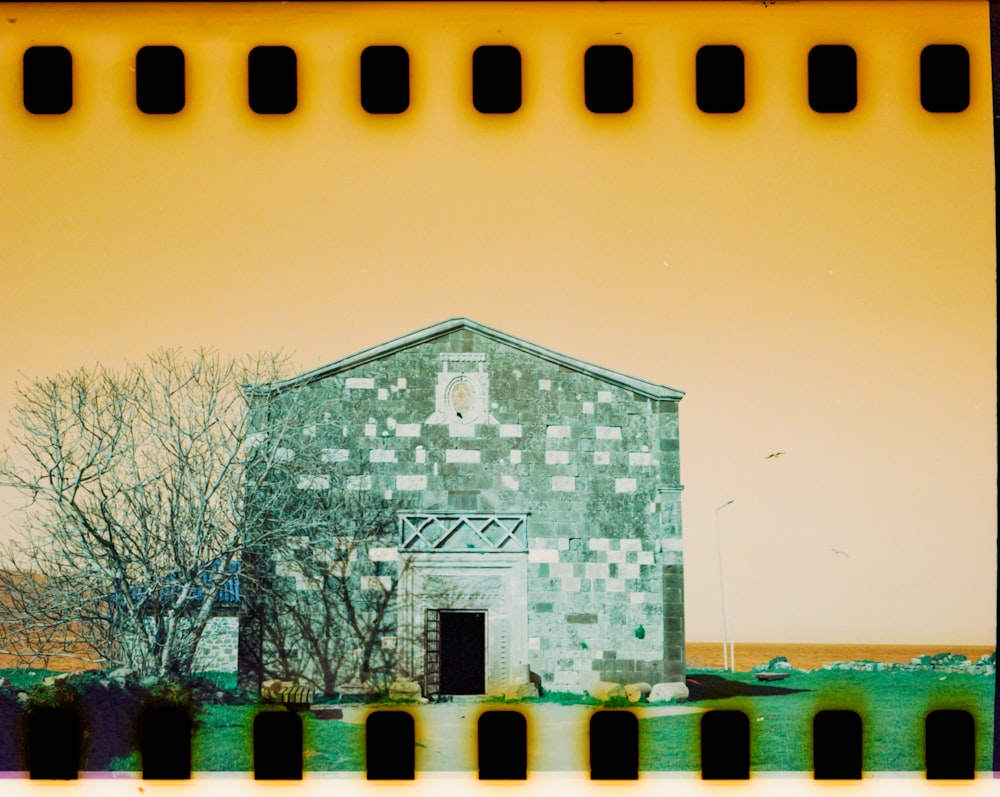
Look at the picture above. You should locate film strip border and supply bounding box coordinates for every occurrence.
[0,701,984,778]
[14,42,973,116]
[0,0,995,786]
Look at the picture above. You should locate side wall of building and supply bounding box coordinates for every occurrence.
[192,615,239,673]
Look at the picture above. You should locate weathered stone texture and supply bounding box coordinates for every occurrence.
[192,615,239,672]
[241,321,685,693]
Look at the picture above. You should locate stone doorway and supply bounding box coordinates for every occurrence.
[437,610,486,695]
[397,550,527,697]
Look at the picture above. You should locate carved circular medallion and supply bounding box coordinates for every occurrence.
[446,377,481,419]
[444,376,484,423]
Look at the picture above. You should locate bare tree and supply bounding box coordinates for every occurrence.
[257,474,408,695]
[235,383,416,695]
[0,350,296,677]
[0,351,432,693]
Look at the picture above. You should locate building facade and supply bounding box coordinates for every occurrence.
[239,318,686,696]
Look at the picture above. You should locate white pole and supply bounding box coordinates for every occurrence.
[714,499,735,672]
[729,615,736,673]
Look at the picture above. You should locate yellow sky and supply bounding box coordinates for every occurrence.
[0,2,995,645]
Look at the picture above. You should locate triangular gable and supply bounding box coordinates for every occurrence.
[250,318,684,400]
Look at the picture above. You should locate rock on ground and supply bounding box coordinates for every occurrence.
[624,682,652,703]
[260,679,295,700]
[503,682,539,700]
[587,681,626,701]
[388,679,423,700]
[648,682,689,702]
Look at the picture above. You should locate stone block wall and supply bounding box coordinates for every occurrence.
[246,323,685,692]
[526,536,681,691]
[193,615,239,673]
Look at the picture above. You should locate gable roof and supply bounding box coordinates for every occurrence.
[250,318,684,400]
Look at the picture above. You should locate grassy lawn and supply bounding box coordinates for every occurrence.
[104,706,365,772]
[0,668,61,689]
[178,669,993,772]
[4,668,991,772]
[640,669,994,771]
[192,707,365,772]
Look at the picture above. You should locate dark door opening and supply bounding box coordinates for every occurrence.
[438,610,486,695]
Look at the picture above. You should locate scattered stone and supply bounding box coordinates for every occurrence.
[752,656,794,673]
[587,681,626,701]
[387,679,422,701]
[108,667,134,683]
[274,685,315,707]
[648,682,689,703]
[337,678,377,698]
[310,707,344,720]
[260,679,295,700]
[624,682,652,703]
[816,652,998,675]
[503,682,539,700]
[928,653,970,667]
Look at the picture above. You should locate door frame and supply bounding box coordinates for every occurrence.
[432,608,487,696]
[397,552,527,696]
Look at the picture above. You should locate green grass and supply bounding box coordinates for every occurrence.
[0,668,61,689]
[180,670,992,772]
[640,669,994,771]
[7,668,991,772]
[193,706,364,771]
[106,706,364,771]
[194,671,238,691]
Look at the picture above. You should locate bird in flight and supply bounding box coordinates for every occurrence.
[765,451,786,459]
[832,549,850,558]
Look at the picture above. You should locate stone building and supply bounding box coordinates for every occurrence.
[238,318,686,696]
[110,562,240,674]
[189,566,240,673]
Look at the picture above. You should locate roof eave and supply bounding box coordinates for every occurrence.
[246,317,684,401]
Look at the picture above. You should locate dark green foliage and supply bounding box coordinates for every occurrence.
[0,687,24,770]
[0,669,60,689]
[3,668,249,773]
[27,673,145,770]
[173,673,253,706]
